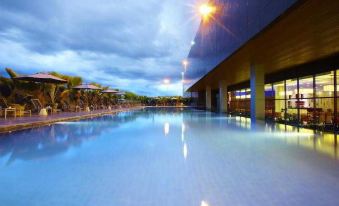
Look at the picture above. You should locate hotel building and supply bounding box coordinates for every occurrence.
[186,0,339,131]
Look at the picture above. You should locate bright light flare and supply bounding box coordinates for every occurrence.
[163,78,170,84]
[199,3,216,20]
[182,59,188,67]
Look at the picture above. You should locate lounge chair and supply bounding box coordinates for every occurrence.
[31,99,43,113]
[62,102,82,112]
[0,97,16,119]
[11,104,31,117]
[52,103,62,114]
[1,97,31,119]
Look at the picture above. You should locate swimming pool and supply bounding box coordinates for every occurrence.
[1,108,339,206]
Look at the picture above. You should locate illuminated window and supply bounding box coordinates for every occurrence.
[245,88,251,99]
[299,76,313,98]
[315,72,334,97]
[274,100,286,120]
[286,79,298,99]
[265,84,274,98]
[273,81,285,99]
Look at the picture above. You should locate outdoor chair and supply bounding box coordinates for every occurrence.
[62,102,82,112]
[0,97,31,119]
[100,104,107,110]
[11,104,31,117]
[61,102,70,112]
[0,97,16,119]
[31,99,43,113]
[52,103,62,114]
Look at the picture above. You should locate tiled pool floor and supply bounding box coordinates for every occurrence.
[0,108,339,206]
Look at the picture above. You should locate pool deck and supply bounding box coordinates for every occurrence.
[0,106,144,133]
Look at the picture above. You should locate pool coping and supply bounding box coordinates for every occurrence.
[0,106,144,134]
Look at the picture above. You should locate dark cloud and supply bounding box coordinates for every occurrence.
[0,0,198,95]
[0,0,170,57]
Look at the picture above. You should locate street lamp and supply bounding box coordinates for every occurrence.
[182,59,189,96]
[182,59,188,72]
[181,72,185,96]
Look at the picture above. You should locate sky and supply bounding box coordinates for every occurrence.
[0,0,200,96]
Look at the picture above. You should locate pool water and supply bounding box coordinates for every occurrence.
[1,108,339,206]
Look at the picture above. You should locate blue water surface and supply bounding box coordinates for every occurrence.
[0,108,339,206]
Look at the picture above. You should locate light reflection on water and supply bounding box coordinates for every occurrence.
[0,108,339,205]
[164,122,170,136]
[228,115,339,160]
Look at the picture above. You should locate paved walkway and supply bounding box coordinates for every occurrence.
[0,107,144,133]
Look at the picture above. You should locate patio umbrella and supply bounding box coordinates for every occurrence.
[13,73,67,113]
[72,83,102,90]
[72,84,102,111]
[101,89,119,94]
[115,91,126,95]
[14,73,67,84]
[101,89,119,108]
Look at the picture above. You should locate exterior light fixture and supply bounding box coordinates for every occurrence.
[199,3,216,21]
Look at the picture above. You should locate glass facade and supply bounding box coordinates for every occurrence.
[228,88,250,116]
[228,69,339,132]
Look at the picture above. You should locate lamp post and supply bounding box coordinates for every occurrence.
[181,71,185,96]
[182,60,189,97]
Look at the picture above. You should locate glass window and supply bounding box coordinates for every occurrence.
[240,89,246,99]
[235,90,241,99]
[299,98,314,109]
[273,81,285,99]
[245,88,251,99]
[287,98,298,109]
[336,97,339,128]
[299,76,314,98]
[286,79,298,99]
[265,84,274,98]
[315,98,334,125]
[316,72,334,97]
[286,107,298,124]
[299,99,314,126]
[274,100,286,120]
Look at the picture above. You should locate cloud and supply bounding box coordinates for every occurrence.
[0,0,199,96]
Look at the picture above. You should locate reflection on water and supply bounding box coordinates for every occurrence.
[235,116,251,130]
[164,122,170,136]
[1,107,339,206]
[181,120,188,160]
[201,200,209,206]
[230,116,339,160]
[181,123,185,142]
[183,143,188,160]
[0,113,139,165]
[269,124,339,160]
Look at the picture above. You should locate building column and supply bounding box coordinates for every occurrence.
[250,65,265,121]
[206,86,211,110]
[219,80,228,113]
